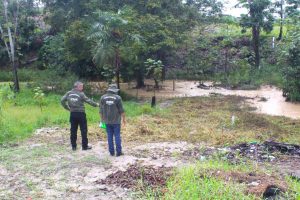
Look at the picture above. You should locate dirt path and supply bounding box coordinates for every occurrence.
[0,127,198,200]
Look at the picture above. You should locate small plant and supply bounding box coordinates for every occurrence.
[0,84,15,112]
[145,58,163,89]
[101,65,115,84]
[33,87,45,111]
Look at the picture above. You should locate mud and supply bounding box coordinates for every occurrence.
[0,128,198,200]
[97,164,173,190]
[228,141,300,163]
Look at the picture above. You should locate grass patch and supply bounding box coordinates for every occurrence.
[0,86,166,144]
[285,176,300,200]
[122,96,300,145]
[145,160,298,200]
[0,68,45,82]
[146,161,256,200]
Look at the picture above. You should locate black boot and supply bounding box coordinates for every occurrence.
[82,145,92,150]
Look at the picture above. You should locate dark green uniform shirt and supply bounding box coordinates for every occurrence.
[100,92,124,124]
[61,89,98,112]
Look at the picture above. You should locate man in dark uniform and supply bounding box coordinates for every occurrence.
[61,81,99,151]
[100,84,126,156]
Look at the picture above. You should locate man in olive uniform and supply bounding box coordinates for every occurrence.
[61,81,99,151]
[100,84,126,156]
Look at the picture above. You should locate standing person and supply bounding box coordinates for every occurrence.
[61,81,99,151]
[100,83,126,156]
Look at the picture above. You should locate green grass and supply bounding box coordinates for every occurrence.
[285,176,300,200]
[0,86,164,144]
[145,161,256,200]
[0,68,45,82]
[212,23,288,38]
[145,160,300,200]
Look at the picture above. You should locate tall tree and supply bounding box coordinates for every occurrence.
[186,0,223,20]
[0,0,20,91]
[273,0,300,41]
[97,0,199,82]
[274,0,285,40]
[239,0,274,68]
[89,9,142,89]
[281,31,300,101]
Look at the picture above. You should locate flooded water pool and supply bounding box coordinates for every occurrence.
[92,80,300,119]
[171,81,300,119]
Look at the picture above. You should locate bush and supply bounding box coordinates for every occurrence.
[0,71,12,82]
[39,34,69,75]
[33,69,78,94]
[282,38,300,101]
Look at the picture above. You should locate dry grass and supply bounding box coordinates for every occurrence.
[90,95,300,146]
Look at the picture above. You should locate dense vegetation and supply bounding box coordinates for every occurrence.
[0,0,299,100]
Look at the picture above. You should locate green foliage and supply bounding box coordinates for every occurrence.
[160,161,256,200]
[217,59,252,88]
[0,68,46,82]
[0,0,42,67]
[39,34,68,75]
[187,0,223,20]
[239,0,275,68]
[0,84,14,102]
[89,10,129,67]
[0,84,14,142]
[185,35,219,82]
[282,38,300,101]
[101,65,115,83]
[239,0,274,34]
[64,20,92,63]
[33,69,78,95]
[64,20,100,78]
[285,0,300,16]
[145,58,163,88]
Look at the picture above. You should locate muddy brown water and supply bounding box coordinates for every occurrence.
[117,81,300,119]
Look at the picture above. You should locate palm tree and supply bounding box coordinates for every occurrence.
[89,10,142,89]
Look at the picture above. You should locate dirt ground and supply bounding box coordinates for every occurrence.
[1,126,299,199]
[0,127,199,200]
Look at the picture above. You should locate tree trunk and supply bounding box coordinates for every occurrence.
[135,68,145,88]
[277,1,284,41]
[252,25,260,68]
[115,48,121,89]
[223,47,229,85]
[154,79,159,89]
[3,0,20,92]
[157,50,166,80]
[12,60,20,92]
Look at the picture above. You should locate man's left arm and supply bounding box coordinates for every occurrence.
[121,112,126,126]
[82,93,99,107]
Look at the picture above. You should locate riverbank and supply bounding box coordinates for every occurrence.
[116,80,300,119]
